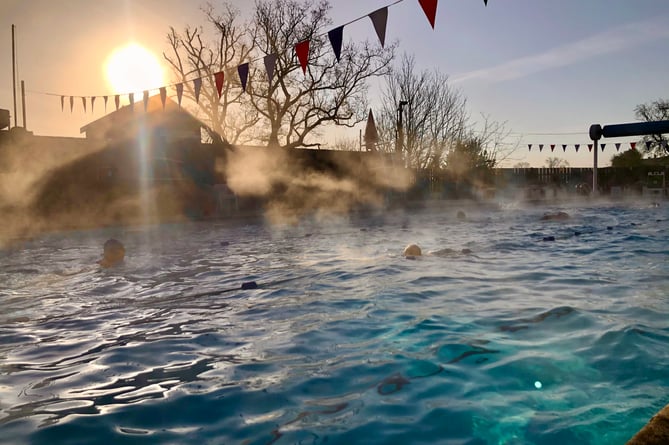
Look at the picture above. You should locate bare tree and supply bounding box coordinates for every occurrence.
[378,54,468,169]
[163,3,259,144]
[634,99,669,156]
[545,157,569,168]
[248,0,395,149]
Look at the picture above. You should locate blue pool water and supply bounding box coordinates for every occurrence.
[1,202,668,444]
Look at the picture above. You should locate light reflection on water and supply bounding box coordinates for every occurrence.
[0,203,668,444]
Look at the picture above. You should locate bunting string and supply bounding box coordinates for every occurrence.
[25,0,492,114]
[527,142,646,152]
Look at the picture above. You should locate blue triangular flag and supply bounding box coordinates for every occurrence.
[369,7,388,48]
[238,63,249,92]
[264,53,277,83]
[328,26,344,62]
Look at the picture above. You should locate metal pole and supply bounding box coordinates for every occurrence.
[21,80,27,129]
[11,24,18,128]
[593,139,598,196]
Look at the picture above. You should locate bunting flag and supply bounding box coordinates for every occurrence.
[539,144,544,152]
[588,144,593,152]
[60,96,64,112]
[129,93,134,109]
[143,90,149,111]
[630,142,636,150]
[615,143,621,151]
[70,96,74,113]
[328,26,344,62]
[369,7,388,48]
[81,97,87,113]
[91,96,96,113]
[550,144,555,152]
[176,83,184,107]
[295,40,310,74]
[103,95,108,112]
[159,87,167,109]
[575,144,580,152]
[646,141,653,150]
[484,0,488,5]
[528,144,532,151]
[115,95,120,111]
[264,53,277,83]
[418,0,438,29]
[214,71,225,98]
[238,63,249,92]
[194,78,202,103]
[600,143,606,152]
[562,144,567,152]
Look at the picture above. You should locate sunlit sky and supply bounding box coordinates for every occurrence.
[2,0,669,167]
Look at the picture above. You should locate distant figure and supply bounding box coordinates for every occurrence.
[456,210,467,221]
[99,239,125,268]
[541,211,570,221]
[403,244,422,257]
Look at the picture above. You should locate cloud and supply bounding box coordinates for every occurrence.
[451,16,669,85]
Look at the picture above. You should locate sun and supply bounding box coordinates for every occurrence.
[104,43,165,95]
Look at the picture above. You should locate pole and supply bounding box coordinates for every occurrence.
[593,138,598,196]
[21,80,27,129]
[12,24,18,128]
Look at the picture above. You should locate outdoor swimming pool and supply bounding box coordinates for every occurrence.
[1,202,668,444]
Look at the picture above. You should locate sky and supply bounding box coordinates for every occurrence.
[1,0,669,167]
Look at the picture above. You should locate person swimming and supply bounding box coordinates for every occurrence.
[403,244,472,258]
[540,211,570,221]
[99,239,125,268]
[403,244,422,257]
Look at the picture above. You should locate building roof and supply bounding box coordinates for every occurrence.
[79,95,207,140]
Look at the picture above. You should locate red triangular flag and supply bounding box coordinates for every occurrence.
[369,7,388,47]
[630,142,636,150]
[550,144,555,152]
[176,83,183,107]
[418,0,438,29]
[238,63,249,92]
[159,87,167,109]
[214,71,225,98]
[91,96,96,113]
[194,78,202,103]
[81,97,87,113]
[295,40,310,75]
[115,95,120,111]
[103,96,108,112]
[69,96,74,113]
[60,96,64,112]
[143,90,149,111]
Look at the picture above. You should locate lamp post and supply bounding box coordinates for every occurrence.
[396,100,408,156]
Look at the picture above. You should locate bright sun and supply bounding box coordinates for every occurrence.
[104,43,165,95]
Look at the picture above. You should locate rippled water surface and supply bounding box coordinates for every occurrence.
[1,203,668,444]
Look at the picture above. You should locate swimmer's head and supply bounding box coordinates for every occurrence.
[403,243,422,257]
[457,210,466,220]
[99,239,125,268]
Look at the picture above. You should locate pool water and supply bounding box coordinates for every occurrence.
[1,203,668,444]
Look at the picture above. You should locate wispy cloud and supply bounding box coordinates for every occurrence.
[451,16,669,85]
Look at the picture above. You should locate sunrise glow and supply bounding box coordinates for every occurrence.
[104,43,165,95]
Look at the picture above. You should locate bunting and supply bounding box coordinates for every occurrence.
[484,0,488,5]
[143,91,149,111]
[630,142,636,150]
[194,78,202,103]
[528,144,532,152]
[129,93,134,109]
[69,96,74,113]
[418,0,438,29]
[60,96,64,112]
[600,143,606,152]
[588,144,593,152]
[562,144,567,152]
[575,144,580,152]
[645,141,653,150]
[81,97,87,113]
[115,95,120,111]
[159,87,167,109]
[238,63,249,92]
[615,143,621,151]
[264,53,277,83]
[295,40,310,74]
[103,95,108,112]
[369,7,388,48]
[214,71,225,98]
[176,83,183,107]
[539,144,544,152]
[550,144,555,152]
[91,96,96,113]
[328,26,344,62]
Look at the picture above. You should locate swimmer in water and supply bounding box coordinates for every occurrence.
[540,211,570,221]
[403,244,422,257]
[456,210,467,221]
[403,244,472,258]
[99,239,125,268]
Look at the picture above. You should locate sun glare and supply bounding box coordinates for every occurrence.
[104,43,165,95]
